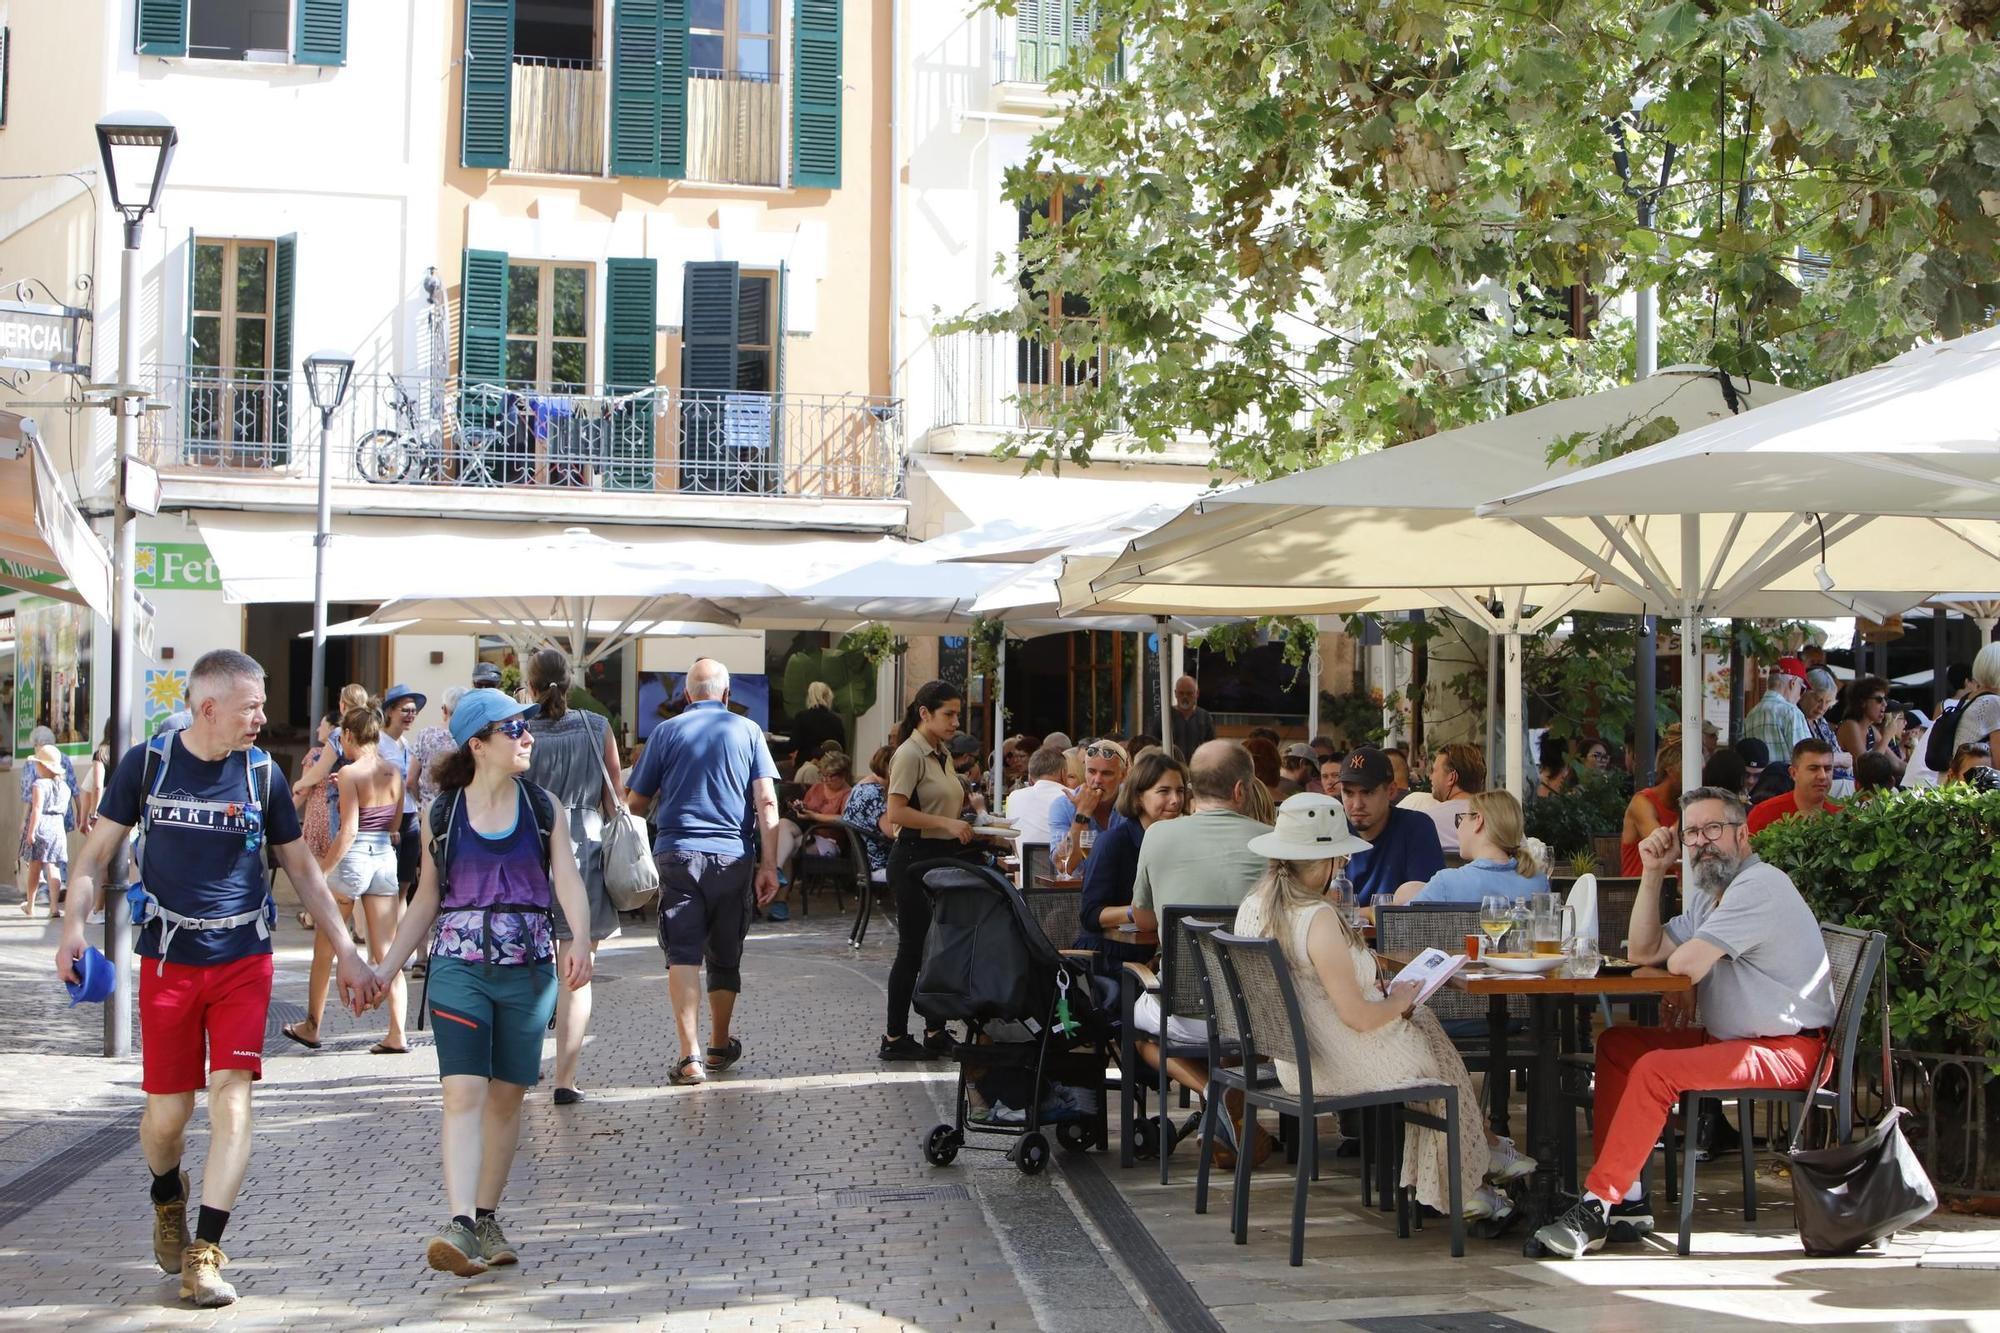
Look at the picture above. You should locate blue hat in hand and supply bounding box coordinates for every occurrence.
[448,688,536,747]
[66,946,116,1006]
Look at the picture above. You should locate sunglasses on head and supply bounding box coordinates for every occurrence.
[1084,743,1126,762]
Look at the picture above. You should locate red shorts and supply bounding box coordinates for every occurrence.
[139,953,275,1095]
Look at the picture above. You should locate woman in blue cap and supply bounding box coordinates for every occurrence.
[368,688,594,1277]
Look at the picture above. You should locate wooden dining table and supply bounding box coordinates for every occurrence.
[1377,951,1692,1255]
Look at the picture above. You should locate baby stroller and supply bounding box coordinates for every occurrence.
[913,862,1111,1175]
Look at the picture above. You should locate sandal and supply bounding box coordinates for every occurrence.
[670,1056,707,1086]
[369,1042,409,1055]
[705,1037,742,1072]
[281,1022,322,1050]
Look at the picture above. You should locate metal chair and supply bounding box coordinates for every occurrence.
[793,824,858,916]
[1374,903,1532,1134]
[1021,841,1055,887]
[1211,930,1466,1265]
[1673,924,1886,1254]
[1020,883,1084,955]
[1119,903,1218,1180]
[839,824,895,948]
[1187,921,1301,1222]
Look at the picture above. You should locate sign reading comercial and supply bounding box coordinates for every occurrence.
[0,298,89,376]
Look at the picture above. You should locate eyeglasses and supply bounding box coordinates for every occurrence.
[1681,819,1745,845]
[1453,810,1479,827]
[1867,695,1888,705]
[487,717,532,740]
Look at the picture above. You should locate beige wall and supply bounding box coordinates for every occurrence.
[436,0,891,404]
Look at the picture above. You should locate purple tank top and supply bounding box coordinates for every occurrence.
[432,783,554,966]
[357,803,398,832]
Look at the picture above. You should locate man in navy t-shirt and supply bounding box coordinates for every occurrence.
[55,650,375,1308]
[1337,746,1446,905]
[625,658,780,1086]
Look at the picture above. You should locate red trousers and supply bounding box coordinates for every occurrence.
[1586,1025,1823,1202]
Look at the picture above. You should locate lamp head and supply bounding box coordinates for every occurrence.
[303,350,356,412]
[95,111,178,220]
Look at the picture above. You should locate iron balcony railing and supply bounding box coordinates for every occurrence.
[142,367,906,501]
[512,55,607,176]
[687,69,783,187]
[931,329,1118,432]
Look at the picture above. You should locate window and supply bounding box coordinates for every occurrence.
[188,0,291,60]
[734,269,776,391]
[679,261,782,492]
[690,0,775,80]
[504,260,593,391]
[188,237,293,463]
[1016,179,1104,399]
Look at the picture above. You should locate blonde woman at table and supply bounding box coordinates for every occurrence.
[1234,794,1534,1223]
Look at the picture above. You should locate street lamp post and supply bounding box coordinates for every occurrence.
[302,351,355,729]
[95,111,177,1058]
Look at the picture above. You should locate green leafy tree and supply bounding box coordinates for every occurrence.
[962,0,2000,476]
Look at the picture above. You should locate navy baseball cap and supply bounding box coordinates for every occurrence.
[448,688,535,747]
[1337,746,1394,790]
[471,662,503,687]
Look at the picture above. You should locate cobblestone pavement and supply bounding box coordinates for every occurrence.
[2,887,1996,1332]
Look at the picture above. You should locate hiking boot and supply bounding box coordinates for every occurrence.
[1606,1194,1656,1242]
[425,1219,489,1277]
[178,1241,237,1307]
[1535,1195,1609,1258]
[474,1214,518,1266]
[152,1170,190,1273]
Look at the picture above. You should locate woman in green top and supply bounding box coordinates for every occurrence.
[880,680,976,1061]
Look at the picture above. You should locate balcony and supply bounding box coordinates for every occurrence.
[688,71,782,187]
[932,329,1117,433]
[512,56,607,176]
[142,368,906,507]
[992,12,1120,114]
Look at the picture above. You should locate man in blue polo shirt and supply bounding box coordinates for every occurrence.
[1337,746,1445,905]
[625,659,779,1087]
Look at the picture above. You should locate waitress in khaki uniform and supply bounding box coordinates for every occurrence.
[879,679,977,1061]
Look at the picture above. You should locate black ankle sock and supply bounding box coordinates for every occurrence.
[475,1208,495,1221]
[150,1166,185,1205]
[195,1205,229,1245]
[452,1214,475,1233]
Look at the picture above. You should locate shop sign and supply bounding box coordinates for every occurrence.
[134,542,221,591]
[0,298,88,376]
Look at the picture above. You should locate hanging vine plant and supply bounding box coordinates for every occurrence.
[838,622,908,668]
[968,615,1008,679]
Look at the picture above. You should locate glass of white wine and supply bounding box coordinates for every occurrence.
[1479,893,1513,958]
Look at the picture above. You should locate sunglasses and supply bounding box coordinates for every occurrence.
[1083,743,1127,762]
[487,717,532,740]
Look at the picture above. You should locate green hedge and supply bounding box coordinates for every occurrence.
[1524,774,1628,864]
[1753,785,2000,1055]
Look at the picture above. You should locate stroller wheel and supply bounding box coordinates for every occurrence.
[923,1124,962,1167]
[1016,1131,1049,1175]
[1130,1114,1163,1160]
[1057,1120,1098,1154]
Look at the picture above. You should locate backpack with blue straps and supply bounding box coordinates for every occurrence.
[126,733,276,971]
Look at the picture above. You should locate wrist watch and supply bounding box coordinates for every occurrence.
[1073,815,1090,825]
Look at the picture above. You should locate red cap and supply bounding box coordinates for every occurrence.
[1776,656,1808,681]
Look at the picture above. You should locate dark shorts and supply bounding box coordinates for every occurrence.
[426,956,558,1086]
[656,849,753,993]
[139,953,275,1095]
[396,811,421,896]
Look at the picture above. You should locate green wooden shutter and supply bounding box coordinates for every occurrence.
[459,249,509,383]
[294,0,348,66]
[136,0,187,56]
[603,258,658,491]
[270,235,296,462]
[1014,0,1053,81]
[183,230,203,461]
[679,261,739,491]
[791,0,841,188]
[461,0,514,169]
[610,0,687,179]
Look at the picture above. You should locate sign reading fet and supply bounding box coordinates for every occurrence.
[0,299,88,376]
[135,542,222,591]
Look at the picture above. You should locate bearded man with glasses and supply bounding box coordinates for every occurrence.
[1536,786,1837,1259]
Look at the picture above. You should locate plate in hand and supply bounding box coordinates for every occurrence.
[1480,952,1567,975]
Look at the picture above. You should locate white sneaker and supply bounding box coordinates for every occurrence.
[87,910,106,925]
[1484,1135,1538,1184]
[1463,1183,1515,1222]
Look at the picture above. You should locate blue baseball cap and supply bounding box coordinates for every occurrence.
[66,945,116,1006]
[448,688,535,747]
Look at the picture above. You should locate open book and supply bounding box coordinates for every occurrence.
[1390,947,1469,1006]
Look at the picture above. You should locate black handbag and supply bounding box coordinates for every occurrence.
[1786,955,1937,1256]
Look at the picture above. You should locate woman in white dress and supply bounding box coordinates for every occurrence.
[1234,793,1533,1222]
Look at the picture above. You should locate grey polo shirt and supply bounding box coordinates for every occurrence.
[1665,855,1837,1041]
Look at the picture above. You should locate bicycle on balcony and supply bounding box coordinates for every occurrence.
[354,375,508,485]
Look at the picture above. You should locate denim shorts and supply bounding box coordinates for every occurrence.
[330,831,399,898]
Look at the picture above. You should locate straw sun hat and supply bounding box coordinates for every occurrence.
[33,744,64,775]
[1246,793,1371,861]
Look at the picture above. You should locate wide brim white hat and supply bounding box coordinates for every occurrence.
[1246,792,1371,861]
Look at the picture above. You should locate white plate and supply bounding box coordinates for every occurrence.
[1479,953,1567,975]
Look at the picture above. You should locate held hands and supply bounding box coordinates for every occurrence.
[339,951,385,1014]
[1636,824,1680,873]
[561,944,593,991]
